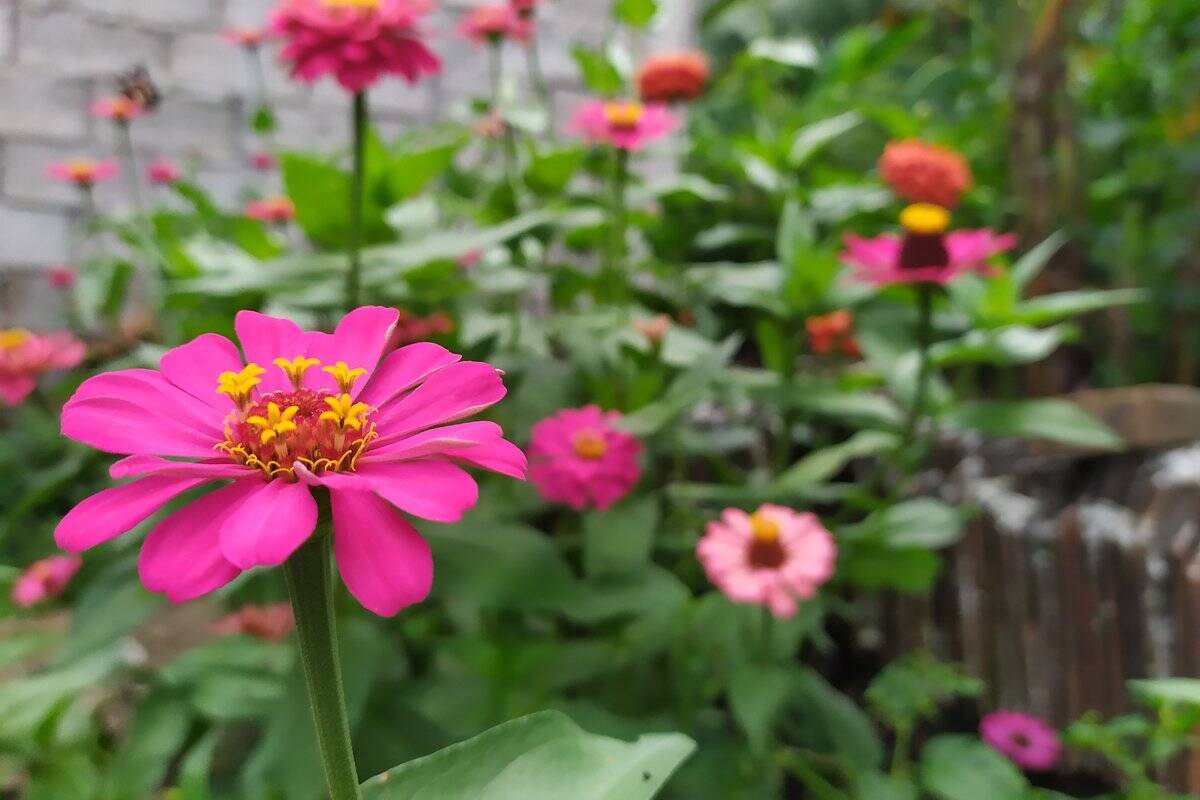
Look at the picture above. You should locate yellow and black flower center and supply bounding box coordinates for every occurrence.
[604,102,645,130]
[898,203,950,271]
[747,511,787,569]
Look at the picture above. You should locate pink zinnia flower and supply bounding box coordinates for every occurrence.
[528,405,641,510]
[879,139,973,209]
[270,0,441,93]
[981,711,1062,771]
[212,601,295,640]
[12,555,82,608]
[222,26,274,47]
[147,158,182,185]
[0,329,86,407]
[457,4,533,45]
[91,96,145,122]
[55,307,526,616]
[633,314,672,344]
[567,99,677,151]
[250,150,278,171]
[47,266,78,290]
[697,504,836,619]
[244,196,296,223]
[47,159,119,188]
[842,203,1016,287]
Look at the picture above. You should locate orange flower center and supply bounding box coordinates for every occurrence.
[0,329,29,350]
[750,511,780,541]
[67,160,98,181]
[324,0,380,8]
[215,358,375,479]
[571,429,608,460]
[747,511,786,569]
[108,97,138,118]
[604,102,644,130]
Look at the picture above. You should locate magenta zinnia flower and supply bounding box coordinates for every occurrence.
[147,158,183,185]
[697,505,836,618]
[0,329,85,407]
[270,0,441,93]
[250,150,278,171]
[12,555,82,607]
[528,405,641,510]
[981,710,1061,771]
[47,159,119,188]
[55,307,526,616]
[842,203,1016,287]
[47,266,78,290]
[566,99,677,151]
[457,4,533,45]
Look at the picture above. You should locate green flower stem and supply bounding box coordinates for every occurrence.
[525,36,552,121]
[601,148,630,303]
[900,284,934,453]
[284,533,362,800]
[346,91,368,311]
[776,748,849,800]
[118,121,145,217]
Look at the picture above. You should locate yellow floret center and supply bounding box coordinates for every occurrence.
[900,203,951,235]
[324,0,380,8]
[750,511,781,541]
[323,361,367,394]
[571,429,608,460]
[604,102,645,130]
[216,363,266,408]
[274,356,320,390]
[0,329,30,350]
[320,393,371,431]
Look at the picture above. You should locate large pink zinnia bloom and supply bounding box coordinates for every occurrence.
[842,229,1016,287]
[270,0,441,93]
[566,99,677,151]
[981,710,1062,771]
[697,505,836,619]
[528,405,641,511]
[0,329,85,407]
[12,555,82,607]
[55,307,526,616]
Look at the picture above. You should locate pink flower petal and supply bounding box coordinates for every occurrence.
[0,374,36,407]
[353,461,479,522]
[219,478,318,569]
[56,475,210,552]
[160,333,246,410]
[139,481,257,602]
[306,306,399,395]
[331,488,433,616]
[109,455,254,481]
[234,311,307,393]
[374,361,506,440]
[356,342,460,408]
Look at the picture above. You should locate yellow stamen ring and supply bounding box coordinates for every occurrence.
[900,203,951,236]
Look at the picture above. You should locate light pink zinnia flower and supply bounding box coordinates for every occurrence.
[270,0,441,93]
[12,555,82,607]
[528,405,641,511]
[47,266,78,290]
[981,710,1062,771]
[0,329,85,407]
[222,26,274,47]
[842,203,1016,287]
[457,4,533,45]
[91,96,145,122]
[147,158,182,185]
[244,196,296,223]
[55,307,526,616]
[212,601,295,640]
[567,99,677,151]
[697,504,836,619]
[250,150,278,171]
[47,159,120,188]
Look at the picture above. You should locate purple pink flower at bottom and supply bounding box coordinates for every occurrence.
[697,504,836,618]
[0,329,85,407]
[12,555,82,607]
[54,307,526,616]
[981,710,1062,771]
[528,405,642,510]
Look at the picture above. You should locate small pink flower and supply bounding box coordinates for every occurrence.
[250,150,278,171]
[12,555,82,607]
[0,329,86,407]
[270,0,441,93]
[981,711,1061,771]
[528,405,642,510]
[47,266,78,290]
[567,99,677,151]
[697,504,836,619]
[633,314,672,344]
[212,602,295,640]
[244,196,296,223]
[91,96,145,122]
[457,4,533,45]
[47,159,120,188]
[55,307,526,616]
[842,204,1016,287]
[457,249,483,270]
[222,26,274,47]
[147,158,182,185]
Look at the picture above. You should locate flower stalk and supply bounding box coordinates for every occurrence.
[900,284,934,452]
[602,148,630,302]
[284,531,362,800]
[346,91,368,310]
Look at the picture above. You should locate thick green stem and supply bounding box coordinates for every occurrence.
[345,91,368,310]
[900,285,934,451]
[284,534,362,800]
[601,148,630,303]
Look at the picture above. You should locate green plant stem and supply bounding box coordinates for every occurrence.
[346,91,368,310]
[776,748,849,800]
[525,36,552,121]
[488,41,503,110]
[602,148,630,303]
[900,284,934,453]
[890,722,913,777]
[118,122,145,217]
[284,533,362,800]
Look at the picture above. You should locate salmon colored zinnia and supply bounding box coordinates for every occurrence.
[637,52,710,104]
[457,4,533,45]
[878,139,973,209]
[271,0,441,92]
[244,196,296,223]
[147,158,183,185]
[12,555,82,607]
[806,310,860,357]
[567,99,677,151]
[697,504,836,618]
[212,601,296,640]
[0,329,85,407]
[91,97,145,122]
[47,159,119,188]
[55,307,526,616]
[528,405,642,510]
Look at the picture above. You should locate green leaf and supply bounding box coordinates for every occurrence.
[920,735,1027,800]
[1008,289,1148,326]
[942,400,1123,450]
[526,146,587,196]
[104,693,192,800]
[1129,678,1200,709]
[748,37,819,68]
[573,47,624,96]
[583,496,658,578]
[870,499,964,549]
[866,652,982,731]
[793,668,884,768]
[852,772,918,800]
[842,545,941,593]
[360,711,695,799]
[282,153,353,249]
[774,430,900,491]
[930,325,1071,367]
[251,104,277,134]
[789,112,863,167]
[387,138,465,200]
[1010,231,1066,291]
[613,0,658,28]
[729,664,794,753]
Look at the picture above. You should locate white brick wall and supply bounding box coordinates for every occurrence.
[0,0,696,321]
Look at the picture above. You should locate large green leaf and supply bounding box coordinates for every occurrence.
[789,112,863,167]
[942,399,1123,450]
[360,711,694,799]
[583,496,658,578]
[774,430,899,491]
[729,664,794,753]
[867,499,965,549]
[920,735,1026,800]
[613,0,658,27]
[792,668,884,768]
